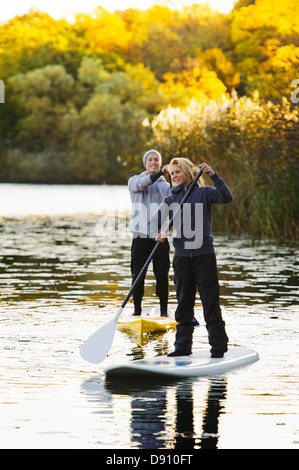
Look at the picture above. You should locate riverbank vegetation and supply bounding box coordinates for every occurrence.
[0,0,298,238]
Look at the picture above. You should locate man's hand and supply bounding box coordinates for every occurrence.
[162,164,169,174]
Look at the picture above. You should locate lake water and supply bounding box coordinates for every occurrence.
[0,184,298,450]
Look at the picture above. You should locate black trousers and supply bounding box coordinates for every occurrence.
[173,252,228,355]
[131,236,170,314]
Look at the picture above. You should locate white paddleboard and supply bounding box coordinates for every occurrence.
[104,347,259,378]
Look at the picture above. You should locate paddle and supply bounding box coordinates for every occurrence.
[80,167,203,364]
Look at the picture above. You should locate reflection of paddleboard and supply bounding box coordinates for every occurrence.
[104,348,259,378]
[117,316,177,335]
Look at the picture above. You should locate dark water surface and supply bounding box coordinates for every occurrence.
[0,184,298,449]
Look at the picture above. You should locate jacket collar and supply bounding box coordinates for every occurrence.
[171,183,191,195]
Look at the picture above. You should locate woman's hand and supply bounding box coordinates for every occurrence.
[200,163,215,176]
[155,232,168,243]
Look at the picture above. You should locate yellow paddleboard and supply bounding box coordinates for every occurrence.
[117,316,177,336]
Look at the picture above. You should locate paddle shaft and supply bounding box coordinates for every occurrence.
[121,167,203,310]
[80,167,203,363]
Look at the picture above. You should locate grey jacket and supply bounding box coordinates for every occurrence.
[128,171,170,236]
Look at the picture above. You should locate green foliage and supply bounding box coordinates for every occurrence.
[67,91,147,184]
[0,1,298,238]
[2,58,163,183]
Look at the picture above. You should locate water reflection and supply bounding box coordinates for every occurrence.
[1,202,298,448]
[198,379,227,449]
[0,218,297,311]
[82,375,227,449]
[0,217,131,304]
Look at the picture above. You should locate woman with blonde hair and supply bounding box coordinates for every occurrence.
[151,157,233,357]
[169,157,203,186]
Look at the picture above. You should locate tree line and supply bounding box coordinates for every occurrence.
[0,0,298,238]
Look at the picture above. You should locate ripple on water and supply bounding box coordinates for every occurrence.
[0,210,298,449]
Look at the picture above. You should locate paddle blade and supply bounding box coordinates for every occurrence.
[80,317,118,364]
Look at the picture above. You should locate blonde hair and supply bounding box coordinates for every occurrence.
[169,158,202,186]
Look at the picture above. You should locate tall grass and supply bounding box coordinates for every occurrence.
[149,94,299,239]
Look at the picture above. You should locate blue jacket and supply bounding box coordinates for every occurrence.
[149,172,233,256]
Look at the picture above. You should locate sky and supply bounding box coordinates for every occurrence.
[0,0,236,23]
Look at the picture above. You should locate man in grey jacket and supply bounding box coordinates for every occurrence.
[128,150,171,316]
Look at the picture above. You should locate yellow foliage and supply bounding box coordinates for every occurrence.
[85,7,131,53]
[231,0,299,37]
[161,67,228,107]
[271,45,299,71]
[0,8,73,58]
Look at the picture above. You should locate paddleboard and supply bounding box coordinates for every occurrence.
[104,347,259,378]
[117,315,177,335]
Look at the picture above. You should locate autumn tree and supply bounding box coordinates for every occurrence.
[230,0,299,99]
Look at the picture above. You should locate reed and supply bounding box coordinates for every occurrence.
[150,95,299,239]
